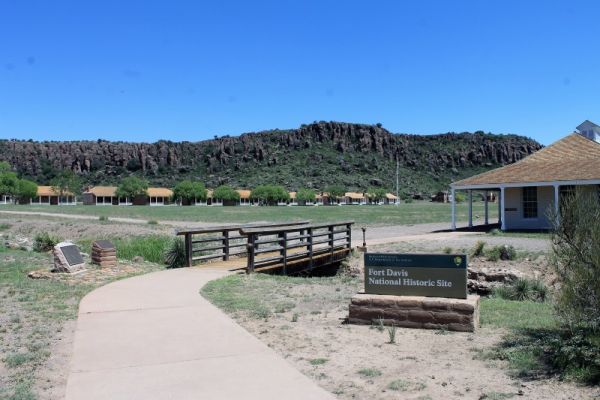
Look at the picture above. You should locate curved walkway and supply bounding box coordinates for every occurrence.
[65,268,334,400]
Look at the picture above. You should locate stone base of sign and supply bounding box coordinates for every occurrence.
[356,246,367,253]
[348,293,480,332]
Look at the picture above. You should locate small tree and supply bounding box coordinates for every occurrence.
[550,189,600,331]
[173,180,207,204]
[51,170,82,197]
[251,185,289,205]
[366,187,387,203]
[296,188,316,204]
[0,169,19,199]
[17,179,38,201]
[212,185,240,204]
[116,176,149,199]
[326,185,345,199]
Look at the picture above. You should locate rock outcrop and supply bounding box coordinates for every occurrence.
[0,121,542,193]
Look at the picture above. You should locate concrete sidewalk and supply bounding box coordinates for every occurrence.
[65,268,334,400]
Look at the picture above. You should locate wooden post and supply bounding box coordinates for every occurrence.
[307,227,313,270]
[246,234,255,273]
[185,233,193,268]
[280,232,287,275]
[222,230,230,261]
[346,223,352,249]
[328,225,334,263]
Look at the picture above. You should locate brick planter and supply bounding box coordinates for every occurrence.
[348,293,480,332]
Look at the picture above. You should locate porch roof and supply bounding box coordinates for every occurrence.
[85,186,117,197]
[37,186,73,196]
[148,188,173,198]
[453,133,600,188]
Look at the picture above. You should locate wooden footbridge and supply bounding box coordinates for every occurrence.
[176,220,354,274]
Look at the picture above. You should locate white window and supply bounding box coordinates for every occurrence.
[522,187,538,219]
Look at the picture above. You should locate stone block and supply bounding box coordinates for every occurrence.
[348,293,480,332]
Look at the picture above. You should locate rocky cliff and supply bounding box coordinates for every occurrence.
[0,122,542,196]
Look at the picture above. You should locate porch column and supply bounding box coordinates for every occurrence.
[500,187,506,230]
[451,188,456,231]
[553,183,560,226]
[468,190,473,228]
[484,191,489,225]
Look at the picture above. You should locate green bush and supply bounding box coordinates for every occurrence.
[486,245,517,261]
[454,192,466,203]
[164,237,187,269]
[212,185,240,201]
[550,189,600,331]
[250,184,289,205]
[173,180,207,203]
[492,278,548,302]
[116,176,148,199]
[33,232,61,252]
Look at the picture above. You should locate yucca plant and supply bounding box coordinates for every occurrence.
[164,237,187,269]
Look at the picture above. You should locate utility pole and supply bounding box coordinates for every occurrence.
[395,157,399,206]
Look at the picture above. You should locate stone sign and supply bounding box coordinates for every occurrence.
[364,253,467,299]
[53,242,86,273]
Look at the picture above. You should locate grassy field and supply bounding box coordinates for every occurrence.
[0,248,163,400]
[0,201,498,226]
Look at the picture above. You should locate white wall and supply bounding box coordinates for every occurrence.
[504,186,554,230]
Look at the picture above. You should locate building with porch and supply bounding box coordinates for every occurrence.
[31,186,76,205]
[0,194,14,204]
[451,128,600,230]
[82,186,132,205]
[147,188,173,206]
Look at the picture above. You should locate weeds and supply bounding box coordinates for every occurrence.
[443,246,453,254]
[309,358,328,366]
[470,240,486,257]
[358,368,382,378]
[387,324,398,344]
[147,220,158,225]
[33,231,61,252]
[98,215,108,221]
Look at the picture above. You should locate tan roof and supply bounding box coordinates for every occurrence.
[345,192,366,200]
[289,191,296,199]
[148,187,173,197]
[85,186,117,197]
[236,189,251,199]
[454,133,600,187]
[385,193,398,200]
[37,186,74,196]
[37,186,56,196]
[207,189,213,198]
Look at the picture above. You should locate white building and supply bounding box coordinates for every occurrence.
[451,127,600,231]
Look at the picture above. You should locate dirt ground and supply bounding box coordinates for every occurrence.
[223,256,599,400]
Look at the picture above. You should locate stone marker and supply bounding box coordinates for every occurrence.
[92,240,117,268]
[53,242,86,273]
[348,252,479,332]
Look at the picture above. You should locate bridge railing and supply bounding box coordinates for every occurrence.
[176,221,309,267]
[240,221,354,273]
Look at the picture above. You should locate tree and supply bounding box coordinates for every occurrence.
[0,161,10,172]
[51,170,82,197]
[366,187,387,202]
[250,185,289,205]
[17,179,38,200]
[326,185,345,199]
[173,180,207,204]
[550,189,600,331]
[296,188,316,203]
[212,185,240,202]
[116,176,149,199]
[0,170,19,198]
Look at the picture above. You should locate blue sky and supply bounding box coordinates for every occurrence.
[0,1,598,145]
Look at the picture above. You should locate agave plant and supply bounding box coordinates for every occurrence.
[164,237,186,269]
